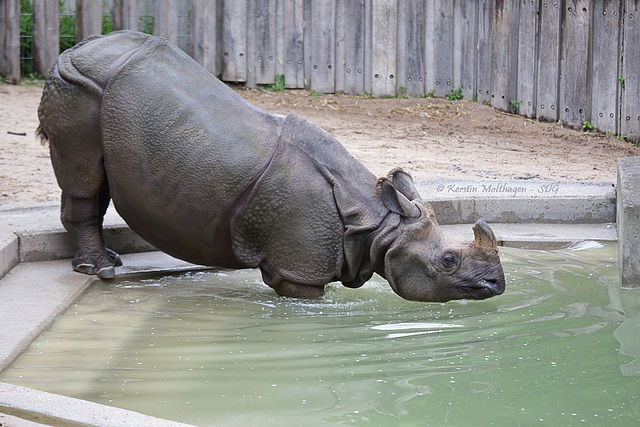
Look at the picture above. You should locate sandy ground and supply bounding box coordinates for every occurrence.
[1,82,639,207]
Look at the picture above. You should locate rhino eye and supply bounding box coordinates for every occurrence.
[441,253,459,270]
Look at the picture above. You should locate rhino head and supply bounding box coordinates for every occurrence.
[372,170,506,302]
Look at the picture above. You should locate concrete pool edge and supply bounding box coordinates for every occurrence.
[0,177,625,426]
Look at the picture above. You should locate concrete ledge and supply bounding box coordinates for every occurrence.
[0,382,193,427]
[417,179,616,224]
[618,157,640,288]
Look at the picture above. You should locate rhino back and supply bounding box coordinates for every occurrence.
[95,33,283,266]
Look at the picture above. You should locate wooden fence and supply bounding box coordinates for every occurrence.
[1,0,638,141]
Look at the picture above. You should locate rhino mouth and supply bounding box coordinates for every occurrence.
[463,278,505,300]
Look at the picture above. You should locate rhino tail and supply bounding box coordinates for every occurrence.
[36,124,48,146]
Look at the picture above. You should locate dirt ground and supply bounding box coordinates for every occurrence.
[1,82,639,207]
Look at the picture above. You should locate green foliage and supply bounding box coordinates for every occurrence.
[426,90,435,98]
[266,74,286,91]
[59,1,76,52]
[140,11,153,34]
[509,99,520,114]
[396,84,409,99]
[618,75,625,89]
[445,86,462,101]
[102,14,113,35]
[19,0,33,75]
[360,91,372,99]
[582,121,596,133]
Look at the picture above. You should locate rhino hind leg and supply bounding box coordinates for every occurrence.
[60,187,121,280]
[269,280,325,299]
[40,63,121,279]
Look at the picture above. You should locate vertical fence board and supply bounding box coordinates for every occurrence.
[363,0,373,93]
[476,0,492,103]
[222,0,247,82]
[310,0,336,93]
[283,0,304,88]
[190,0,220,76]
[453,0,477,99]
[153,0,178,45]
[113,0,139,31]
[516,0,538,117]
[335,0,346,92]
[246,0,257,86]
[591,0,622,134]
[432,0,454,97]
[371,0,397,97]
[340,0,366,94]
[275,0,285,78]
[254,0,276,84]
[536,1,561,122]
[0,0,20,82]
[560,0,591,128]
[622,0,640,141]
[33,0,59,76]
[76,0,102,42]
[424,0,435,94]
[400,0,426,96]
[491,0,519,111]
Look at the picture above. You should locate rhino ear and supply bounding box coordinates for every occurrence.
[387,168,422,201]
[377,178,421,219]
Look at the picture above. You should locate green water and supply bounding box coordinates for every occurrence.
[2,242,640,426]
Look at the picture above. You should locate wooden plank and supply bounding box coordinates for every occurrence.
[590,0,622,134]
[310,0,336,93]
[536,0,561,122]
[622,0,640,141]
[334,0,345,92]
[275,0,285,78]
[255,0,276,84]
[432,0,454,97]
[371,0,397,97]
[476,0,492,103]
[113,0,140,31]
[400,0,426,96]
[363,0,373,93]
[283,0,304,88]
[222,0,247,82]
[33,0,59,76]
[559,0,591,128]
[0,0,20,83]
[75,0,102,42]
[490,0,519,112]
[153,0,178,45]
[453,0,477,100]
[516,0,538,117]
[190,0,220,76]
[246,0,257,86]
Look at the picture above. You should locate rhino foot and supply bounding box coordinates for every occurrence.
[270,280,325,299]
[72,247,122,280]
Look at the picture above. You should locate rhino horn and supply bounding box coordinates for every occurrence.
[473,220,497,250]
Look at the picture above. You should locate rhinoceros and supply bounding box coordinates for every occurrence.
[37,30,505,301]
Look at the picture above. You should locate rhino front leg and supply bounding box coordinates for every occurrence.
[269,280,325,299]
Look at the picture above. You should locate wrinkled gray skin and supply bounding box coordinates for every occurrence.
[37,31,505,301]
